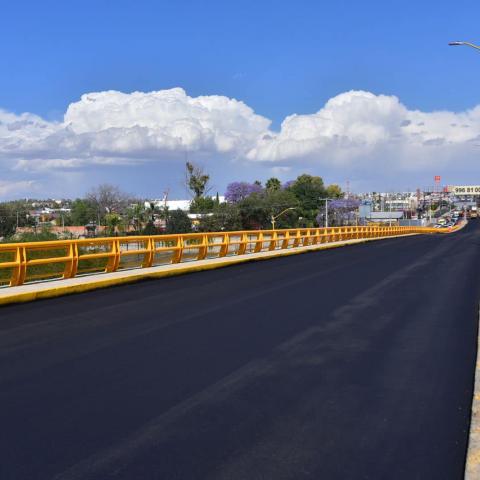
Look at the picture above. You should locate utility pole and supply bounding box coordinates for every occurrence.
[325,198,329,228]
[388,193,392,227]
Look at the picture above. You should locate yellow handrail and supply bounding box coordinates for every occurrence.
[0,224,461,288]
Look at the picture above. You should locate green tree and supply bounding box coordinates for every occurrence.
[165,209,191,234]
[198,203,242,232]
[265,177,282,192]
[105,213,122,236]
[287,174,326,224]
[142,221,158,235]
[185,162,210,199]
[126,204,146,234]
[264,189,300,228]
[0,200,35,238]
[58,214,73,227]
[288,174,326,208]
[325,184,343,198]
[190,196,215,213]
[237,193,269,229]
[237,189,299,230]
[0,204,17,239]
[70,199,97,225]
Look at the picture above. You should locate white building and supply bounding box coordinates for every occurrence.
[146,196,225,212]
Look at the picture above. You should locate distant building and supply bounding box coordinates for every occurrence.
[385,197,418,211]
[358,202,404,224]
[144,196,223,231]
[146,195,225,212]
[365,211,404,224]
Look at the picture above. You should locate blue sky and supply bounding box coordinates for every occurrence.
[1,0,480,199]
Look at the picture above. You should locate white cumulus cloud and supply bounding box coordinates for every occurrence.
[0,88,271,170]
[1,88,480,192]
[63,88,270,158]
[247,91,480,172]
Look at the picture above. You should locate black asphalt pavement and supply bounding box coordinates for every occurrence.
[1,223,480,480]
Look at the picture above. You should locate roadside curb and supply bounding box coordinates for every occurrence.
[465,304,480,479]
[0,233,423,307]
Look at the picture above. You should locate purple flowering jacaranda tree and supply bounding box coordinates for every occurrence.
[225,182,263,203]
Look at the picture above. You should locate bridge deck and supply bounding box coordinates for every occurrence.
[1,222,479,479]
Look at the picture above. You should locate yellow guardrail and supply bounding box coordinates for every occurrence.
[0,224,458,288]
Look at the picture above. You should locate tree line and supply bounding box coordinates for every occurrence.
[0,163,342,240]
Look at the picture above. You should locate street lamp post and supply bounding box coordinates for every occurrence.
[449,40,478,225]
[271,207,296,230]
[325,198,328,228]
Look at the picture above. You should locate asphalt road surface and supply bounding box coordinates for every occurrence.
[1,222,480,480]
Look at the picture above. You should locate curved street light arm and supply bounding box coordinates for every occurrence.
[272,207,296,221]
[270,207,296,230]
[449,41,480,51]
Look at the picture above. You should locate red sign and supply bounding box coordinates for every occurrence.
[434,175,441,183]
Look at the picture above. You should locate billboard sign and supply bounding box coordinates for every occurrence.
[451,185,480,195]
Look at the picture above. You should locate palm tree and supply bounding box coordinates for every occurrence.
[126,204,147,234]
[105,213,122,236]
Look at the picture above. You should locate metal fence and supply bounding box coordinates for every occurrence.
[0,224,456,288]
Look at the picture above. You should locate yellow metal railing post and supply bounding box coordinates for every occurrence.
[10,245,27,287]
[319,228,326,244]
[197,234,208,260]
[254,232,264,253]
[64,241,79,279]
[281,231,290,249]
[269,231,277,251]
[220,233,229,257]
[293,230,301,248]
[105,239,121,272]
[142,237,155,268]
[238,232,248,255]
[302,229,310,247]
[172,236,184,263]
